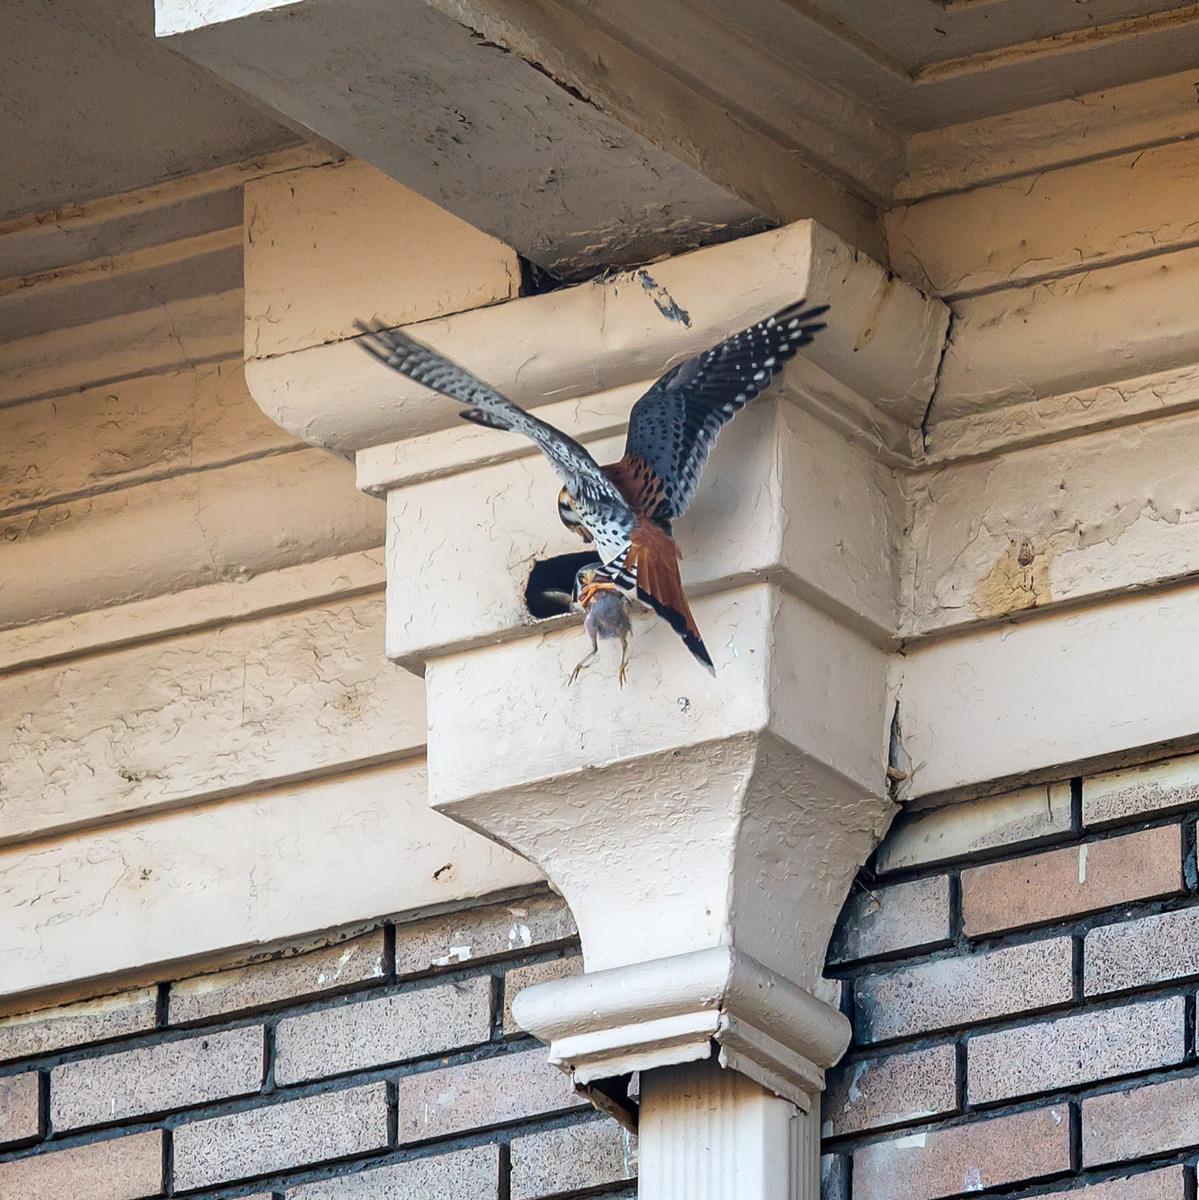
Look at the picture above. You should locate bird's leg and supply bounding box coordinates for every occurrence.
[569,628,600,685]
[617,628,631,688]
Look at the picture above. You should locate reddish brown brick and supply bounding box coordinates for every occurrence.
[394,894,576,976]
[503,955,583,1035]
[1035,1166,1184,1200]
[1082,1073,1199,1166]
[828,877,952,966]
[822,1154,850,1200]
[275,976,492,1084]
[0,1129,163,1200]
[1085,906,1199,996]
[0,989,157,1064]
[854,938,1073,1042]
[286,1143,501,1199]
[51,1025,263,1129]
[853,1106,1070,1200]
[395,1049,585,1144]
[1084,755,1199,828]
[824,1045,957,1137]
[169,930,386,1023]
[0,1070,40,1146]
[173,1081,388,1190]
[967,996,1185,1104]
[510,1118,636,1199]
[876,784,1072,873]
[961,825,1183,936]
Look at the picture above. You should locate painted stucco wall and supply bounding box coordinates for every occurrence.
[0,153,539,1009]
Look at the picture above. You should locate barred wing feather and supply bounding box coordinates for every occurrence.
[355,321,636,553]
[621,300,828,522]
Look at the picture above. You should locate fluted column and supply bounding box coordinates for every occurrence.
[640,1060,819,1200]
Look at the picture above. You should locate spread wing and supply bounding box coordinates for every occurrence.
[620,300,829,523]
[355,321,636,554]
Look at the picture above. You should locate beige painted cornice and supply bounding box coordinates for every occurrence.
[250,219,945,460]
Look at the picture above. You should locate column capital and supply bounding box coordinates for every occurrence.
[512,946,851,1113]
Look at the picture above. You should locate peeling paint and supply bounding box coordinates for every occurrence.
[971,536,1054,619]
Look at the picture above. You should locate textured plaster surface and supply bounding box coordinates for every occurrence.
[247,217,946,455]
[243,159,520,359]
[0,449,383,630]
[902,406,1199,632]
[2,0,295,222]
[0,761,542,1000]
[934,245,1199,421]
[0,360,295,518]
[898,583,1199,795]
[428,583,893,985]
[162,0,767,280]
[0,597,423,844]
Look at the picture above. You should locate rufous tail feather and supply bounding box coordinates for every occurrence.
[627,524,715,674]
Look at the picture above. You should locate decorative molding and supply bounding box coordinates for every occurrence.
[512,946,850,1109]
[231,191,1199,1193]
[0,548,385,677]
[251,219,946,457]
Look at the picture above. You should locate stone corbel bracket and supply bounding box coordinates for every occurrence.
[237,210,950,1165]
[513,946,851,1113]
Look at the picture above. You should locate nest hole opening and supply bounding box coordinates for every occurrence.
[525,550,602,619]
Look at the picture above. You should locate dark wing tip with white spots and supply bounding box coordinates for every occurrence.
[623,298,832,523]
[634,585,715,674]
[353,318,417,367]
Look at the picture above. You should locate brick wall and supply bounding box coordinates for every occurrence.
[822,754,1199,1200]
[0,890,631,1200]
[8,752,1199,1200]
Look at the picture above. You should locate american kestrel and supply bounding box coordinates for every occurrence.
[356,299,828,673]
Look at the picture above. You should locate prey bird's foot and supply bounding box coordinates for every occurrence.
[569,648,598,685]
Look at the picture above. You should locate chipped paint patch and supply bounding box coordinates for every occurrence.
[635,270,692,326]
[892,1132,927,1149]
[963,1167,983,1192]
[971,536,1054,619]
[431,945,473,967]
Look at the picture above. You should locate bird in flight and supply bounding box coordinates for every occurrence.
[356,299,828,674]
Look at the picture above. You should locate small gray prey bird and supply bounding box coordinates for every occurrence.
[570,563,636,686]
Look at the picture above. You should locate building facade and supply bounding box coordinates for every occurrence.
[5,1,1199,1197]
